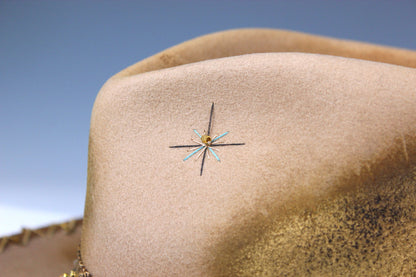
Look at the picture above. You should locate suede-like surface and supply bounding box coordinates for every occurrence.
[83,52,416,276]
[2,29,416,276]
[213,167,416,276]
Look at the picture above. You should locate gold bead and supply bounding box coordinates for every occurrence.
[60,274,68,277]
[201,135,211,145]
[70,270,78,277]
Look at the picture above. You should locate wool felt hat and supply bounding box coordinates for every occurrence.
[1,28,416,276]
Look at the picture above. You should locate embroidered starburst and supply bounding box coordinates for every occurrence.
[169,103,245,176]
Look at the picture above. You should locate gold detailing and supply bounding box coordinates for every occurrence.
[0,219,82,254]
[201,134,212,145]
[60,271,78,277]
[60,245,91,277]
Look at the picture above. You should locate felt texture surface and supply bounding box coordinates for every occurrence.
[115,29,416,78]
[213,167,416,276]
[82,35,416,275]
[2,28,416,276]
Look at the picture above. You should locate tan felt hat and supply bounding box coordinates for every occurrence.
[1,28,416,276]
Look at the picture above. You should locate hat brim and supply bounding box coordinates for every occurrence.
[0,220,82,276]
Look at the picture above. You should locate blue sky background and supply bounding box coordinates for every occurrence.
[1,0,416,235]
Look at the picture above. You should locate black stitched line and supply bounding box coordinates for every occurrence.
[169,144,201,148]
[200,148,208,176]
[211,143,246,147]
[207,102,214,136]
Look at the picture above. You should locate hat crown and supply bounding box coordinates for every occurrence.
[80,29,416,276]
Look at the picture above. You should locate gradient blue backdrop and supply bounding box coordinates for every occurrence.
[1,0,416,235]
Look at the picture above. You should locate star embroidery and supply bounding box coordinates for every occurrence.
[169,103,245,176]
